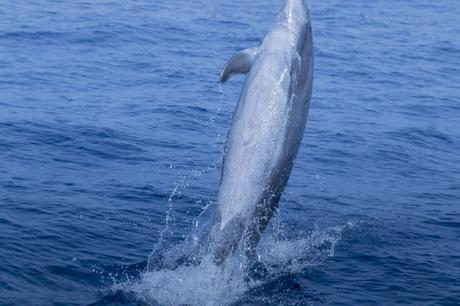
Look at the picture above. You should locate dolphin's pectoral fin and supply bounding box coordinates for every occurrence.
[219,47,258,83]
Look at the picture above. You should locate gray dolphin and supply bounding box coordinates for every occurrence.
[211,0,314,264]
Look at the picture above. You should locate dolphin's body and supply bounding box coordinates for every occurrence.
[211,0,314,264]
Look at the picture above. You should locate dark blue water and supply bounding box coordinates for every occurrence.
[1,0,459,305]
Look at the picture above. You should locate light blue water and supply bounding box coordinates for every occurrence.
[1,0,459,305]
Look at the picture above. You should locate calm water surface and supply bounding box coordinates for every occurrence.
[1,0,459,305]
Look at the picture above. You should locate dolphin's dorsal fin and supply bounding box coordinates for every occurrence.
[219,47,258,83]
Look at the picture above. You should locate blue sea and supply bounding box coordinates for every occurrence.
[1,0,459,305]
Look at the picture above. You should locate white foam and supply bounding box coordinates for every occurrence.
[131,256,250,306]
[117,220,359,306]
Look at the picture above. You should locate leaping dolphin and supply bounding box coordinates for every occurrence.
[210,0,314,264]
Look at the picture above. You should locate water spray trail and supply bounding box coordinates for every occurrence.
[147,176,186,270]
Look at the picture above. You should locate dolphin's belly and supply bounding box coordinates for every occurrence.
[217,63,295,228]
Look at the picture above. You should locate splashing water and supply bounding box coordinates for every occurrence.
[113,211,360,306]
[131,256,249,306]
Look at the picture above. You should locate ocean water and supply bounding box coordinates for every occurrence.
[1,0,459,305]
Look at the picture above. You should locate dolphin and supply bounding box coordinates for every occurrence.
[210,0,314,264]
